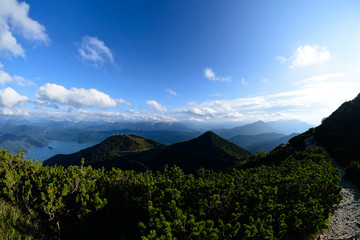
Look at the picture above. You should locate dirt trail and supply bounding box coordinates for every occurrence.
[317,160,360,240]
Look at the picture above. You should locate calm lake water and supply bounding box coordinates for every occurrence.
[26,141,98,161]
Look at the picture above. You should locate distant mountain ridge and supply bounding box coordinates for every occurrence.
[213,121,282,139]
[246,133,299,153]
[266,119,313,135]
[229,132,286,147]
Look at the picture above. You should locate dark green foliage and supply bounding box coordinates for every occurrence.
[0,150,107,238]
[0,147,341,239]
[344,161,360,189]
[0,198,45,240]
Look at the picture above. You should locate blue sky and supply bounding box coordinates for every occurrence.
[1,0,360,125]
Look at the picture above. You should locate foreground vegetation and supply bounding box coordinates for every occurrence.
[0,147,341,239]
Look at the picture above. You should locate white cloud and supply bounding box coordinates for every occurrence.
[0,87,28,107]
[0,69,35,86]
[36,83,118,109]
[241,78,247,86]
[204,68,231,82]
[204,68,215,79]
[166,89,178,96]
[262,78,269,83]
[290,45,331,68]
[116,98,131,106]
[294,73,343,86]
[11,75,35,86]
[276,55,287,63]
[0,62,3,68]
[78,36,114,67]
[0,0,49,57]
[188,118,204,122]
[1,107,29,115]
[0,70,11,84]
[146,100,167,112]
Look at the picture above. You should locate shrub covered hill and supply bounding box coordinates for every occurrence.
[45,131,252,172]
[45,134,166,170]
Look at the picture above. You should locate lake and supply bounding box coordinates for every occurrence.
[26,141,99,161]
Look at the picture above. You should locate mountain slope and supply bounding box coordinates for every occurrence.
[314,93,360,165]
[0,134,50,154]
[148,131,252,172]
[246,133,298,153]
[0,124,50,154]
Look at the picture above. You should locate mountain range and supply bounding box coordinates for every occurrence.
[0,119,312,156]
[45,131,252,172]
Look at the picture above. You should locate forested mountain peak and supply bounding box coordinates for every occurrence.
[168,131,251,160]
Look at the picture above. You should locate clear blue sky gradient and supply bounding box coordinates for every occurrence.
[1,0,360,124]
